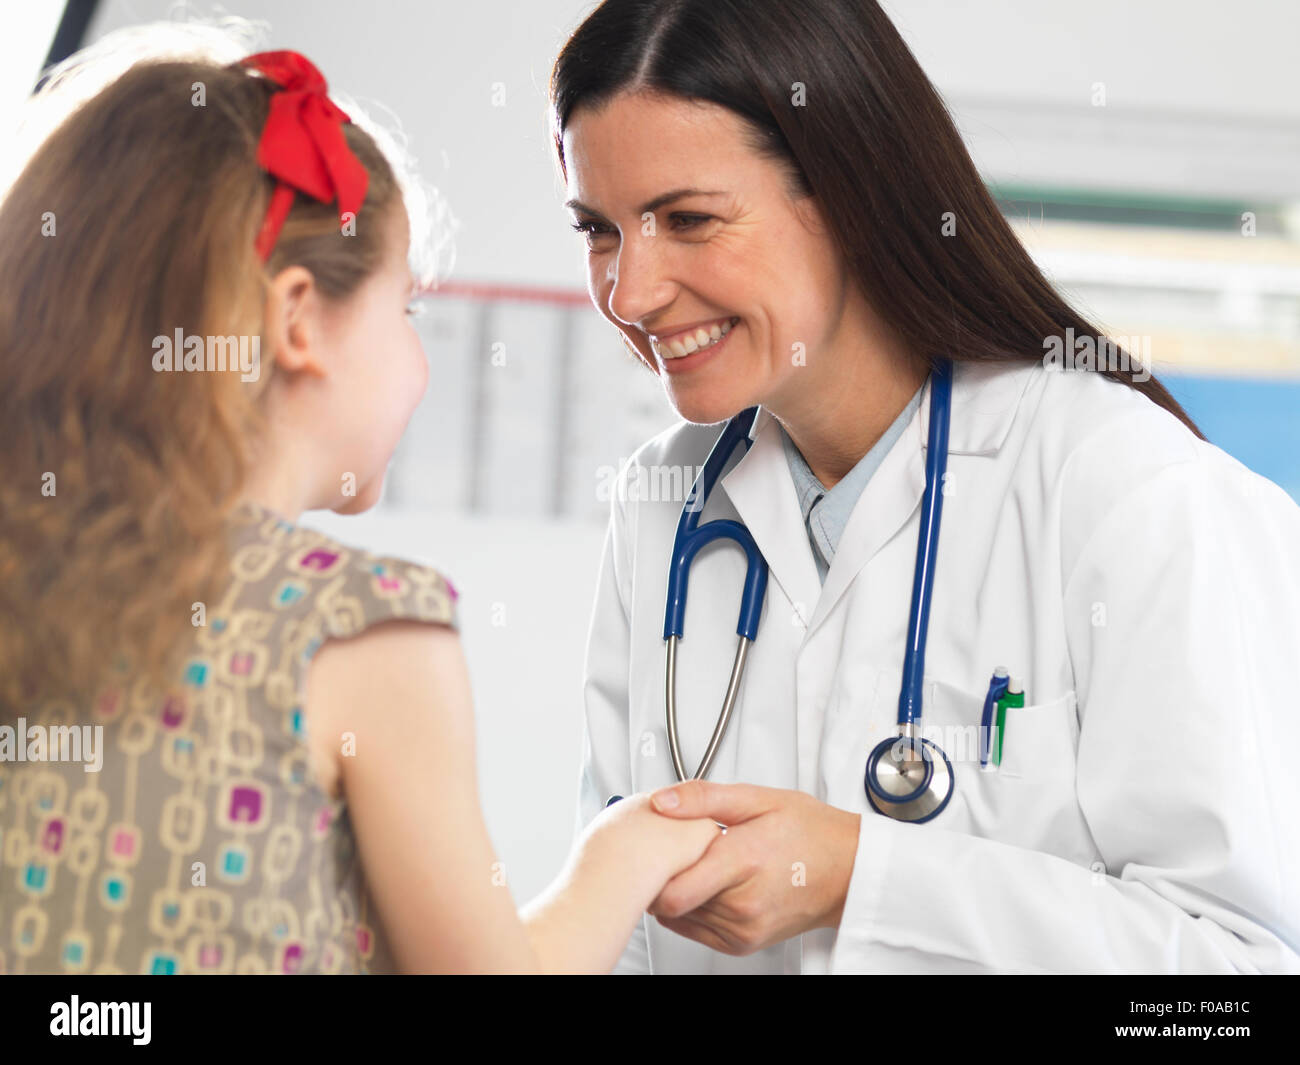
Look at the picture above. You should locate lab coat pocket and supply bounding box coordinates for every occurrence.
[919,680,1084,853]
[970,687,1090,857]
[997,690,1079,780]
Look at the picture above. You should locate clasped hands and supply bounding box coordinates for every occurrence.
[641,781,861,956]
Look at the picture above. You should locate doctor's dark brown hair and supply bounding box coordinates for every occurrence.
[549,0,1204,439]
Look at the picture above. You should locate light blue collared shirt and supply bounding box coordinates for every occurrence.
[778,384,925,584]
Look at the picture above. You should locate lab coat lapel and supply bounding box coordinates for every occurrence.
[808,398,928,636]
[716,361,1034,642]
[807,360,1035,636]
[717,410,823,630]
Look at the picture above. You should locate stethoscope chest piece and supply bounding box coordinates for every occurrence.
[864,732,954,823]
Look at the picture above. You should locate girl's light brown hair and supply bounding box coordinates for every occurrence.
[0,49,408,712]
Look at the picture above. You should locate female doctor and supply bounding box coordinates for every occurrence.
[553,0,1300,973]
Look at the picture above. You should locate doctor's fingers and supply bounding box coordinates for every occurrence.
[650,778,774,823]
[648,837,758,919]
[652,911,748,956]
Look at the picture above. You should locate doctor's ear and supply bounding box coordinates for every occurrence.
[263,265,329,379]
[790,192,831,237]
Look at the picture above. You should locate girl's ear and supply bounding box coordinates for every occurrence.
[264,265,328,378]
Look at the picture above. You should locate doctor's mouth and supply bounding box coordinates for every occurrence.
[648,315,742,375]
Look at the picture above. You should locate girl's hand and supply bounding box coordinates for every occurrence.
[520,793,722,972]
[577,792,723,911]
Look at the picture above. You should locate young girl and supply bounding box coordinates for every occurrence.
[0,33,718,974]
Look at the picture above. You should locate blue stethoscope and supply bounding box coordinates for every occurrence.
[652,359,956,824]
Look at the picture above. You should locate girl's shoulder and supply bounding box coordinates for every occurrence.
[222,502,460,653]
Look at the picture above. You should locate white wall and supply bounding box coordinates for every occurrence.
[82,0,1300,286]
[299,507,606,906]
[890,0,1300,119]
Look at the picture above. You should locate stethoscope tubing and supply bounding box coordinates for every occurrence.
[896,359,953,730]
[658,360,955,821]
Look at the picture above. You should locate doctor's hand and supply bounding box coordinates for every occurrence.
[645,781,861,955]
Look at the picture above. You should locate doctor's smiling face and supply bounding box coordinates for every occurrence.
[563,89,914,430]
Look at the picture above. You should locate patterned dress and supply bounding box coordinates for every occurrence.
[0,501,459,973]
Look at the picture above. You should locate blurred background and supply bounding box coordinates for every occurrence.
[4,0,1297,906]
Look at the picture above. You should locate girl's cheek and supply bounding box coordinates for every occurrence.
[414,343,429,396]
[389,340,427,434]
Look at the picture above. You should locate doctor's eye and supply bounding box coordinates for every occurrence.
[668,213,713,230]
[570,218,615,247]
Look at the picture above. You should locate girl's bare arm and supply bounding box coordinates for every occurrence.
[306,620,719,973]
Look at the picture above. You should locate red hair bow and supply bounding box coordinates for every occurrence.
[238,50,369,262]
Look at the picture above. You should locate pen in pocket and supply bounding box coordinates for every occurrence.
[979,667,1009,770]
[993,678,1024,768]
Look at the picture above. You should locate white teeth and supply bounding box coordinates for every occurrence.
[651,317,738,360]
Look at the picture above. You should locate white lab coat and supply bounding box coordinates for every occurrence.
[576,357,1300,973]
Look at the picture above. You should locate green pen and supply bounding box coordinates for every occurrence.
[994,678,1023,767]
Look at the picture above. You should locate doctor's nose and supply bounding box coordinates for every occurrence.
[605,235,676,330]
